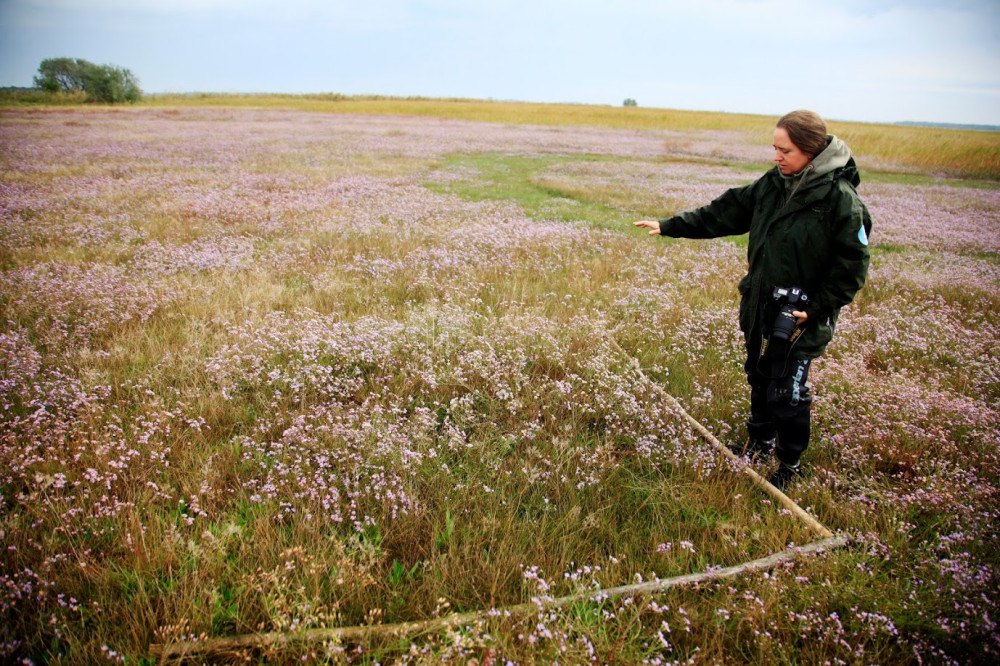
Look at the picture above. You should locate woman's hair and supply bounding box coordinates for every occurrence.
[777,110,829,157]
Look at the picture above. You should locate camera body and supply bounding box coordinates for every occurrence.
[770,286,808,341]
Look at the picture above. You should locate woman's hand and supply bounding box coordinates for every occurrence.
[793,310,809,325]
[633,220,661,236]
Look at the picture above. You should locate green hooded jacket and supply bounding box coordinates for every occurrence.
[658,135,872,359]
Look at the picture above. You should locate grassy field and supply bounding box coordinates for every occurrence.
[1,97,999,664]
[6,89,1000,179]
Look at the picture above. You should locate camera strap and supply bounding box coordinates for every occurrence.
[756,326,805,379]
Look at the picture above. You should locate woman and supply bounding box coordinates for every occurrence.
[635,110,872,490]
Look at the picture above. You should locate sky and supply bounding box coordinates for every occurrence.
[1,0,999,126]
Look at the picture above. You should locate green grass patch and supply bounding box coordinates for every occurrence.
[427,153,633,229]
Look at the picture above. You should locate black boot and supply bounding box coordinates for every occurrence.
[746,437,775,461]
[769,460,801,491]
[730,437,775,461]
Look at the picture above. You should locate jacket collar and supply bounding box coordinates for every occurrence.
[769,156,860,199]
[774,134,857,206]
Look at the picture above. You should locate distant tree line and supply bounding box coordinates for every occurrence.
[34,57,142,103]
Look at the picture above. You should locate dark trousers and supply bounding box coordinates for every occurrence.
[745,333,813,466]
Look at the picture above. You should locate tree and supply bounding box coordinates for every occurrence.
[623,98,638,107]
[33,57,142,103]
[33,57,89,93]
[82,65,142,103]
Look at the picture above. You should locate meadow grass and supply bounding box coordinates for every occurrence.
[1,104,998,664]
[142,93,1000,181]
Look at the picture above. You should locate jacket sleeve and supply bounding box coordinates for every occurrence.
[658,183,755,239]
[805,187,872,324]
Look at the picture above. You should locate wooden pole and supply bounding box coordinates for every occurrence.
[151,535,849,663]
[151,340,844,663]
[610,340,835,539]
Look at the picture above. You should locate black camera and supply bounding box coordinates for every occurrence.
[770,286,808,341]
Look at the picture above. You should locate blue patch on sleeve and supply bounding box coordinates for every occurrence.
[858,225,869,246]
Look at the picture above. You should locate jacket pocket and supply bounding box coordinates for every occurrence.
[796,312,837,359]
[738,274,752,295]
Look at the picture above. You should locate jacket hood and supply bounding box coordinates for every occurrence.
[779,134,855,201]
[811,134,852,177]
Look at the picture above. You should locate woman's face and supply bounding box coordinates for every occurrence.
[772,127,812,175]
